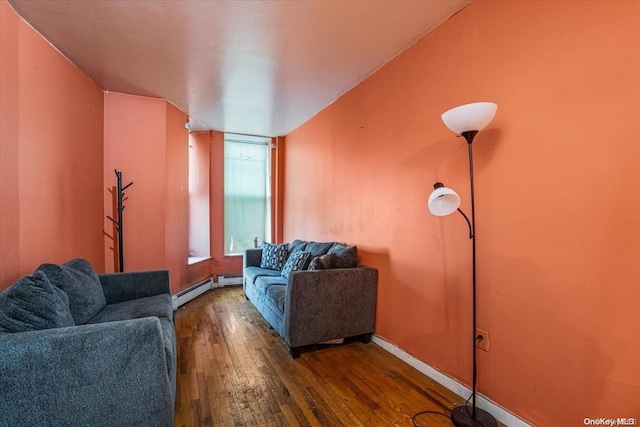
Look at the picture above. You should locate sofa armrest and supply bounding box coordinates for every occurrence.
[244,248,263,269]
[0,318,173,427]
[99,270,170,304]
[284,265,378,348]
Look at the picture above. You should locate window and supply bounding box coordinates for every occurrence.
[224,134,271,255]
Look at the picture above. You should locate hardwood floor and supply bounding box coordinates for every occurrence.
[173,286,491,427]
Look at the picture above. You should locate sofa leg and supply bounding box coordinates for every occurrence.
[290,347,302,359]
[358,333,372,344]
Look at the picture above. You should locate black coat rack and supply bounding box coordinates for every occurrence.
[107,170,133,272]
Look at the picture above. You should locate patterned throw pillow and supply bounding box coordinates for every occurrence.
[308,253,334,271]
[281,251,311,279]
[260,242,290,271]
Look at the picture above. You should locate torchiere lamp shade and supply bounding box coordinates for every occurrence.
[441,102,497,134]
[428,184,460,216]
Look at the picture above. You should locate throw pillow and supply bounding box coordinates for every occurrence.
[260,242,290,271]
[0,271,75,333]
[308,253,334,271]
[304,241,335,258]
[289,239,308,253]
[281,251,311,279]
[37,258,106,325]
[328,243,358,268]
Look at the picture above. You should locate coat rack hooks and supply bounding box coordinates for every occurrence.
[106,169,133,272]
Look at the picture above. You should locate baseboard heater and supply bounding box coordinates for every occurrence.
[217,274,243,286]
[171,277,214,310]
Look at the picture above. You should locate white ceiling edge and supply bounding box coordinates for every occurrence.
[9,0,472,137]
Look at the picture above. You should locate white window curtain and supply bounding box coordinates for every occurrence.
[224,135,271,255]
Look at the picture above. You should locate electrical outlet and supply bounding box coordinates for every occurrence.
[476,328,490,352]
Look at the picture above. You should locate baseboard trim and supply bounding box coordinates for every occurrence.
[371,335,532,427]
[171,278,214,310]
[218,274,243,286]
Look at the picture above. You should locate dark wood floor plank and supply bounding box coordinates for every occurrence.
[173,286,504,427]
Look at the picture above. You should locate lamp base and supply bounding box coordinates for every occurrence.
[451,405,498,427]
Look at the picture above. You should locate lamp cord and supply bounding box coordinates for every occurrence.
[411,393,492,427]
[411,409,449,426]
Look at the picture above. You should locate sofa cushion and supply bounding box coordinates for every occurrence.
[328,243,358,268]
[87,294,175,376]
[305,241,335,258]
[308,253,334,271]
[265,285,287,314]
[254,275,288,294]
[244,266,282,284]
[87,294,173,324]
[0,271,75,333]
[260,242,290,271]
[289,239,308,253]
[281,251,311,279]
[37,259,106,325]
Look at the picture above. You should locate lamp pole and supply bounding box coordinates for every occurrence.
[427,102,498,427]
[464,131,478,420]
[449,129,497,427]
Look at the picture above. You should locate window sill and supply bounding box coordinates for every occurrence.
[224,253,243,258]
[188,256,211,266]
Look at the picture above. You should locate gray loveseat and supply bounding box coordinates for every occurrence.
[243,240,378,358]
[0,259,176,427]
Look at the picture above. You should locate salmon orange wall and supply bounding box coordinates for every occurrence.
[271,136,285,243]
[103,93,190,293]
[185,131,214,286]
[104,92,167,275]
[164,102,189,292]
[283,1,640,425]
[209,131,243,277]
[0,1,105,290]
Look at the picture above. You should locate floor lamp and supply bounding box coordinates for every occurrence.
[427,102,498,427]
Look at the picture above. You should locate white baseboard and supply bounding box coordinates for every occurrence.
[218,274,243,286]
[171,278,214,310]
[371,335,533,427]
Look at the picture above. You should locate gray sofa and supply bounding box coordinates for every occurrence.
[0,259,175,427]
[243,240,378,358]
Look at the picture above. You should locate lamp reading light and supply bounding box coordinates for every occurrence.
[428,182,460,216]
[425,102,498,427]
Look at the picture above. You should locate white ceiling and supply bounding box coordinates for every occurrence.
[9,0,471,137]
